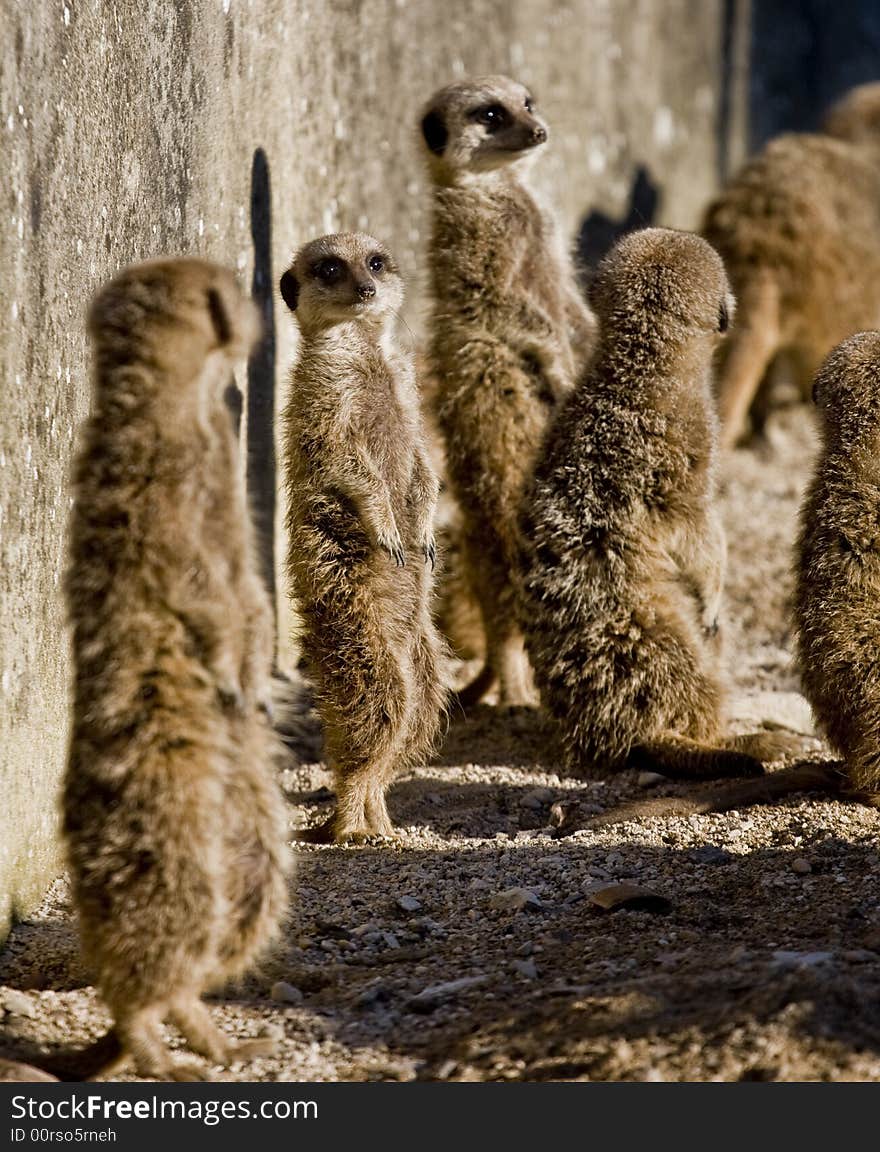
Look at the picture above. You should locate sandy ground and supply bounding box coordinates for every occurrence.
[3,402,880,1083]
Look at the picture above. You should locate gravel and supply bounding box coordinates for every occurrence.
[2,404,880,1082]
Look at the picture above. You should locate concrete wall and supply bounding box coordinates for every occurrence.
[0,0,733,939]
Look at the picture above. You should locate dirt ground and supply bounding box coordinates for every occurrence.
[3,401,880,1083]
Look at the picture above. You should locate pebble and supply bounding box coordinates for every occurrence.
[791,857,812,874]
[397,896,422,913]
[638,772,667,788]
[2,990,34,1018]
[520,787,554,810]
[357,983,390,1007]
[408,975,489,1012]
[771,950,834,969]
[270,981,304,1005]
[512,958,538,979]
[487,887,542,912]
[382,931,401,949]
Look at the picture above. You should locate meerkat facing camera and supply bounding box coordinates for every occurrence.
[61,259,291,1081]
[281,233,448,843]
[519,228,797,787]
[420,74,596,708]
[703,82,880,448]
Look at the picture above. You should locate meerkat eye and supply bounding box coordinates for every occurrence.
[313,258,345,284]
[472,104,510,133]
[368,254,385,275]
[524,96,535,113]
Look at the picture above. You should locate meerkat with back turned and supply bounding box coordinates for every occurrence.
[62,258,291,1081]
[420,75,596,708]
[519,228,798,785]
[569,332,880,830]
[281,233,447,843]
[703,82,880,448]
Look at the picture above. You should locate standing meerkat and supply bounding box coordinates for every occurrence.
[61,259,291,1081]
[703,82,880,448]
[420,74,596,708]
[568,333,880,830]
[280,233,447,843]
[519,228,795,783]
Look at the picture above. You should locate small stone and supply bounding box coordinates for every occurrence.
[515,941,534,957]
[520,787,554,810]
[587,883,672,915]
[381,931,401,949]
[270,981,304,1005]
[771,950,834,969]
[408,975,489,1013]
[512,958,537,979]
[2,990,34,1018]
[397,895,422,913]
[437,1059,458,1080]
[0,1059,56,1082]
[357,983,390,1007]
[258,1021,286,1042]
[690,846,733,866]
[488,887,542,912]
[638,771,666,788]
[791,857,812,874]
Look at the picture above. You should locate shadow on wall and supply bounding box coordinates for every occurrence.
[246,147,278,637]
[575,165,661,285]
[749,0,880,149]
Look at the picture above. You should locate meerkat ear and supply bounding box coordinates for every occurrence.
[207,287,233,345]
[421,109,448,156]
[279,270,300,312]
[718,299,729,333]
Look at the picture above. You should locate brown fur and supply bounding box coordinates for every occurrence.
[703,82,880,448]
[61,258,291,1081]
[518,227,796,782]
[556,332,880,832]
[281,233,448,842]
[420,75,596,707]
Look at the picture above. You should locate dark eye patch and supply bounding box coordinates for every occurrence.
[312,257,346,284]
[470,103,510,133]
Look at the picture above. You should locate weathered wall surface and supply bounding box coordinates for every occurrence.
[0,0,732,938]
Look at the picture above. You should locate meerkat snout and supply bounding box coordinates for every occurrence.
[279,234,400,331]
[419,74,549,179]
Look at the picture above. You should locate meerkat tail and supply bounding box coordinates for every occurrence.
[627,733,766,780]
[725,730,812,761]
[716,274,781,449]
[33,1030,125,1082]
[452,663,498,710]
[271,670,323,762]
[555,760,849,834]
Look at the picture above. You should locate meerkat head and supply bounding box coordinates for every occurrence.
[811,331,880,445]
[823,83,880,144]
[418,75,548,182]
[279,232,403,334]
[88,258,260,376]
[590,228,735,349]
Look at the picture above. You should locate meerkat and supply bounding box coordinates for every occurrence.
[518,227,798,785]
[561,332,880,831]
[280,233,447,843]
[703,82,880,448]
[420,74,597,708]
[60,258,291,1081]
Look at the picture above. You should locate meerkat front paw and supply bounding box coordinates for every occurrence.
[377,528,406,567]
[422,534,437,570]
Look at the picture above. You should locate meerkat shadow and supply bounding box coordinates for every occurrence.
[430,703,566,770]
[246,146,278,619]
[576,165,661,287]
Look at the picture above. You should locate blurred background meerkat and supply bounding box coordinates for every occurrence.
[704,81,880,449]
[281,233,447,844]
[419,74,596,708]
[63,259,291,1081]
[519,228,795,785]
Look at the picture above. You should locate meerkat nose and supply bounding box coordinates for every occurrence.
[356,282,376,301]
[531,124,548,144]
